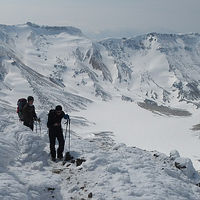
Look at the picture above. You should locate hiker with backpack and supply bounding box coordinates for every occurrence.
[47,105,70,162]
[22,96,40,131]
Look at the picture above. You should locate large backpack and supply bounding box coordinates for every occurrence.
[17,98,27,121]
[47,109,56,128]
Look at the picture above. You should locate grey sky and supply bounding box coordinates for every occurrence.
[0,0,199,38]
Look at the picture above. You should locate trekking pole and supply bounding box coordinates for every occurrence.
[35,121,38,134]
[63,118,73,165]
[64,119,69,148]
[39,120,41,136]
[68,118,71,152]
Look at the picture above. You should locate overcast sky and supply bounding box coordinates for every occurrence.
[0,0,199,38]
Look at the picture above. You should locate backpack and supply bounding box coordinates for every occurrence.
[47,109,56,128]
[17,98,27,120]
[48,109,56,116]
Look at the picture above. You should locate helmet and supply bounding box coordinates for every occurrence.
[55,105,62,111]
[27,96,34,102]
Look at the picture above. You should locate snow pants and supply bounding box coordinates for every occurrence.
[48,127,64,159]
[23,121,34,131]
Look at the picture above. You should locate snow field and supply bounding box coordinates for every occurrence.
[77,99,200,171]
[1,110,200,200]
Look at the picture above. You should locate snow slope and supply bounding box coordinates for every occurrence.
[78,99,200,170]
[0,111,200,200]
[1,23,200,199]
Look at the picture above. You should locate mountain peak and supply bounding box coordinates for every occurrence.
[0,22,83,37]
[25,22,83,36]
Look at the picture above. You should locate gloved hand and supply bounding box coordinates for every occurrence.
[35,117,41,122]
[64,114,70,120]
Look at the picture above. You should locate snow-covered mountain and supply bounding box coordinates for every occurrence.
[1,22,200,110]
[1,23,200,199]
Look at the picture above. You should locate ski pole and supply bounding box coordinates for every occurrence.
[64,119,69,151]
[62,118,73,164]
[39,120,41,135]
[35,121,38,133]
[68,118,71,152]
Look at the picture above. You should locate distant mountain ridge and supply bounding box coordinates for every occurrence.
[0,23,200,113]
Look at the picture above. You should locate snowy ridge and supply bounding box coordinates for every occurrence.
[25,22,83,36]
[1,112,200,199]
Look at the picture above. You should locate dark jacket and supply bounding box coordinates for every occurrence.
[47,110,65,130]
[22,103,37,124]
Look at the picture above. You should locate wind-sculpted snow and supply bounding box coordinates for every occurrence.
[0,113,63,199]
[60,139,200,199]
[0,113,47,169]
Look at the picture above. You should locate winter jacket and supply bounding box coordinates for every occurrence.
[47,110,69,130]
[22,103,37,125]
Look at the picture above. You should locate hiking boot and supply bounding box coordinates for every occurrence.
[51,157,56,162]
[57,155,63,161]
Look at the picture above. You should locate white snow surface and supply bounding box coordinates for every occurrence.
[77,99,200,170]
[1,111,200,200]
[1,23,200,199]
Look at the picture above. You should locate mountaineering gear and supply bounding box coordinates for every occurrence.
[65,114,70,120]
[63,118,73,165]
[47,109,69,129]
[22,97,38,131]
[51,157,56,162]
[64,119,71,152]
[35,121,37,133]
[35,118,41,135]
[39,119,41,134]
[47,106,69,160]
[17,98,27,121]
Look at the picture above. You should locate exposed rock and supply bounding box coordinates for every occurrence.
[88,192,93,198]
[174,157,198,179]
[138,100,192,116]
